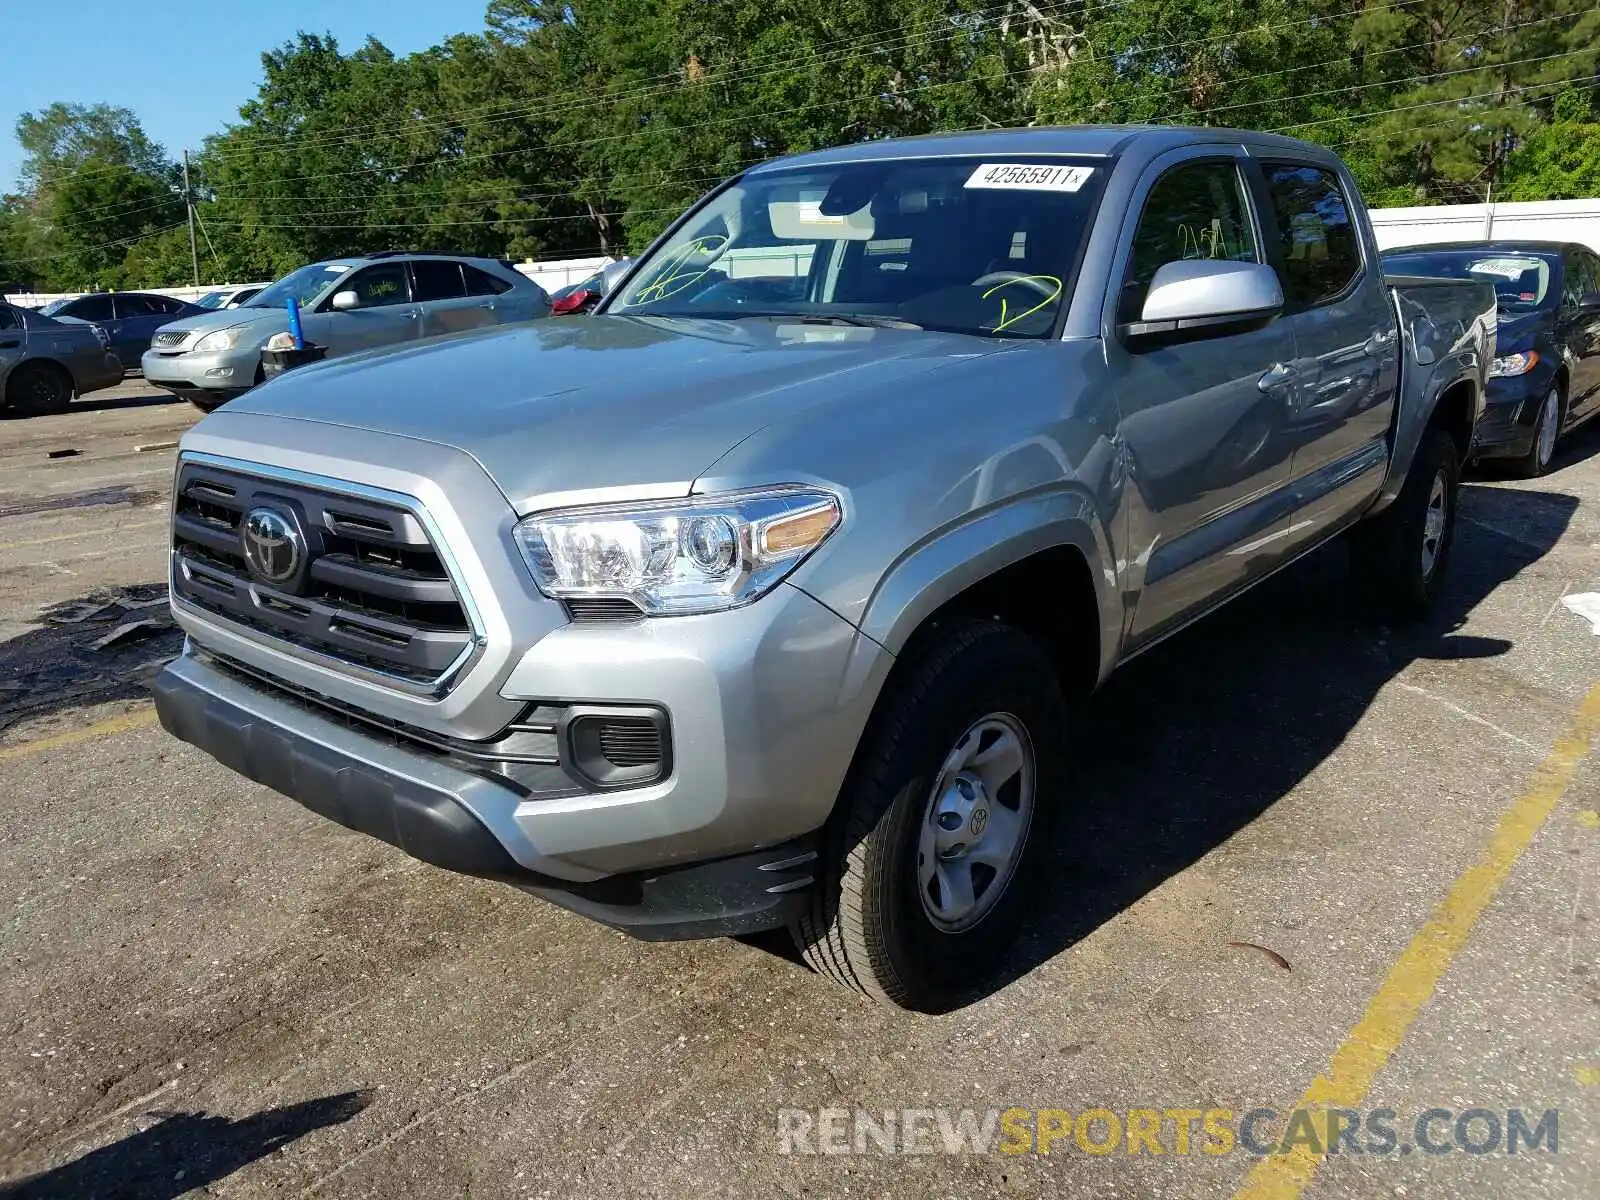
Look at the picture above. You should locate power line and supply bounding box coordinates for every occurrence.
[0,222,186,268]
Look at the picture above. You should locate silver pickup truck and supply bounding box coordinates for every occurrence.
[153,127,1494,1010]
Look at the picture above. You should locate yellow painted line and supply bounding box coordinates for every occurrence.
[1575,1065,1599,1086]
[0,707,157,763]
[1577,809,1600,829]
[2,517,164,551]
[1233,681,1600,1200]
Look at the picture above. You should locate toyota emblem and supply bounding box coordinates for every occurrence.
[241,507,303,585]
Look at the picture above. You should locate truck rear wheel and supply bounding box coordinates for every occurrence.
[791,619,1068,1010]
[1352,426,1459,622]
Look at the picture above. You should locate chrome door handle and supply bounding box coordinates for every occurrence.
[403,310,421,320]
[1364,329,1395,356]
[1258,362,1299,391]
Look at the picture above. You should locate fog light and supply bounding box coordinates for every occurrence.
[204,366,236,378]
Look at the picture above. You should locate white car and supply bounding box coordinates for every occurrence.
[194,285,266,311]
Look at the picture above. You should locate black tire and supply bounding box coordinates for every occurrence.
[1351,426,1460,622]
[4,360,73,417]
[790,619,1069,1010]
[1506,380,1564,480]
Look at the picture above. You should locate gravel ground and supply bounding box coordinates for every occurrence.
[0,381,1596,1199]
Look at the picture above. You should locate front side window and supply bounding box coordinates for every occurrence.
[1122,160,1259,320]
[1382,249,1555,314]
[337,263,410,309]
[610,156,1107,338]
[65,294,114,321]
[1263,163,1362,307]
[114,295,160,318]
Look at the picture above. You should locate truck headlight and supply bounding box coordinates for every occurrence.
[514,487,841,616]
[193,326,246,353]
[1489,350,1539,378]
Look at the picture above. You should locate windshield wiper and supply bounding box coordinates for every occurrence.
[792,313,923,331]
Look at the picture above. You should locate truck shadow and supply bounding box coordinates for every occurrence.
[0,1091,370,1200]
[975,476,1578,1005]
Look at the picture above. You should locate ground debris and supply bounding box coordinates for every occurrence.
[91,618,172,651]
[46,586,169,627]
[1226,940,1292,971]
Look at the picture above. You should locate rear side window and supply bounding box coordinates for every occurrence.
[1121,160,1260,321]
[411,260,467,302]
[1563,251,1599,306]
[464,265,513,296]
[1262,163,1362,307]
[114,295,160,317]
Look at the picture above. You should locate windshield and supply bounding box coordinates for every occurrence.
[195,291,227,309]
[245,261,355,310]
[610,157,1106,338]
[38,298,70,315]
[1384,249,1555,313]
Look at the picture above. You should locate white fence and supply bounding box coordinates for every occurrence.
[1370,198,1600,252]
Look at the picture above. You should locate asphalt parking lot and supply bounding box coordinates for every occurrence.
[0,382,1596,1199]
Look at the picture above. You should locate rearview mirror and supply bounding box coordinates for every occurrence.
[330,290,360,311]
[1121,260,1284,345]
[599,258,634,298]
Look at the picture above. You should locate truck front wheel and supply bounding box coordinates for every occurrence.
[1352,426,1460,622]
[791,619,1068,1010]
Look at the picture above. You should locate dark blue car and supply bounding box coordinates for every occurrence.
[38,291,207,372]
[1382,241,1600,477]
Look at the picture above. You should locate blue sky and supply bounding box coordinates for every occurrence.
[0,0,492,192]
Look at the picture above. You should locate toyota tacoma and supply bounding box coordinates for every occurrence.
[154,127,1495,1010]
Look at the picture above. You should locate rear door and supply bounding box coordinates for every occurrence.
[301,262,422,356]
[1257,159,1397,542]
[66,294,119,356]
[1109,150,1302,646]
[411,259,498,337]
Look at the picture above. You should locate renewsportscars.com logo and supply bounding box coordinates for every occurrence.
[776,1106,1561,1157]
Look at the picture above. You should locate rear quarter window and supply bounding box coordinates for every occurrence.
[1262,163,1363,308]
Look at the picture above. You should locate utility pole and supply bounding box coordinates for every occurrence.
[182,149,200,287]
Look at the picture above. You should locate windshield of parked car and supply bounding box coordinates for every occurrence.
[1383,249,1555,313]
[195,291,228,309]
[610,157,1107,338]
[244,261,355,311]
[37,298,71,315]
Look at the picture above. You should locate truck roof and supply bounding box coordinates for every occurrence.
[750,124,1341,174]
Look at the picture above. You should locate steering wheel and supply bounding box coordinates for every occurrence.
[971,271,1059,298]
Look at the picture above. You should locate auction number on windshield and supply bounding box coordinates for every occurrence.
[965,163,1095,192]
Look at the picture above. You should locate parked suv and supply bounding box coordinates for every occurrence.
[154,128,1493,1009]
[1383,240,1600,476]
[142,253,551,411]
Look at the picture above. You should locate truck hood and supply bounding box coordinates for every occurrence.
[224,315,1006,510]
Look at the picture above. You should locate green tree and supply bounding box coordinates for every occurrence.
[1499,84,1600,200]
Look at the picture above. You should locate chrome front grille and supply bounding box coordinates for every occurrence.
[151,330,190,348]
[170,460,479,693]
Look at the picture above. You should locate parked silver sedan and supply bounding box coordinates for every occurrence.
[143,252,551,411]
[0,302,125,417]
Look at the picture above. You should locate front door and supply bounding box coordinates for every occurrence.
[1111,155,1300,646]
[302,261,422,356]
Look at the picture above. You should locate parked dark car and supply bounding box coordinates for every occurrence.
[0,301,124,416]
[39,291,208,369]
[1383,241,1600,476]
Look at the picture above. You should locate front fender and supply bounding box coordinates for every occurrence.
[857,486,1122,684]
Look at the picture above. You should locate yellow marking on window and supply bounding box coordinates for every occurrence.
[981,275,1063,333]
[634,234,729,304]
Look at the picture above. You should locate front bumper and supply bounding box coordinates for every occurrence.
[1471,372,1546,459]
[153,650,825,939]
[141,346,260,400]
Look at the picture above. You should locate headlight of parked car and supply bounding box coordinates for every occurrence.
[514,487,842,616]
[1489,350,1539,378]
[193,326,247,354]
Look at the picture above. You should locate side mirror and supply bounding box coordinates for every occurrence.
[1121,260,1284,345]
[330,290,360,311]
[598,258,635,298]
